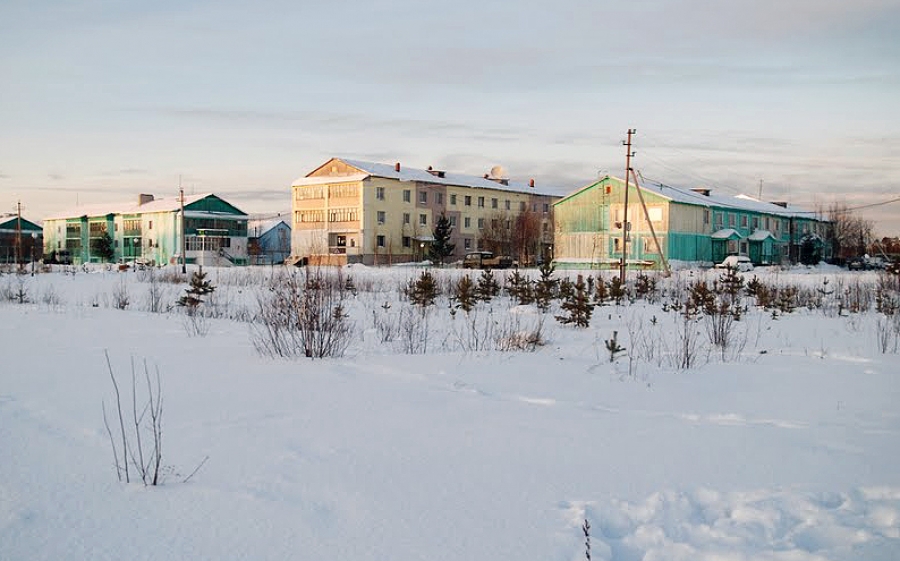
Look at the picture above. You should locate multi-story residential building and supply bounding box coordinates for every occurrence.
[0,214,42,264]
[291,158,560,265]
[553,175,830,269]
[43,193,249,266]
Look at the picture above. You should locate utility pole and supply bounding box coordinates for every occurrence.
[15,200,22,267]
[180,184,187,274]
[619,129,635,284]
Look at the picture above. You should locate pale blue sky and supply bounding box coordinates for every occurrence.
[2,0,899,232]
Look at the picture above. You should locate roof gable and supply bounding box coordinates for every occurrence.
[297,157,561,197]
[0,215,42,232]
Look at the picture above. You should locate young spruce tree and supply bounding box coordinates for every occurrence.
[177,270,216,315]
[428,213,455,265]
[556,274,593,327]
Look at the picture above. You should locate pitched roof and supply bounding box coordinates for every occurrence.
[248,218,289,237]
[294,158,561,197]
[556,176,823,220]
[43,193,246,221]
[0,215,42,231]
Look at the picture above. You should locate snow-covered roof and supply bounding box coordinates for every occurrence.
[294,158,561,197]
[248,218,289,237]
[559,176,823,221]
[44,193,246,221]
[711,228,743,240]
[640,180,819,219]
[748,229,776,241]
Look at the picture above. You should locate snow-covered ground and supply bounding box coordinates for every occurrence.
[1,264,898,561]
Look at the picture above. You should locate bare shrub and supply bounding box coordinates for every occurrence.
[38,283,63,308]
[494,313,545,352]
[250,268,353,359]
[875,315,900,354]
[102,352,163,485]
[398,304,430,354]
[112,277,130,310]
[372,303,400,343]
[102,352,207,486]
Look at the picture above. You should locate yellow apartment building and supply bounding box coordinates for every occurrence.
[291,158,560,266]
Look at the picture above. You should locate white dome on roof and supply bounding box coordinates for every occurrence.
[489,165,506,179]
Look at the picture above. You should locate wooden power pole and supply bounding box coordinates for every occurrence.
[180,186,187,274]
[619,129,635,284]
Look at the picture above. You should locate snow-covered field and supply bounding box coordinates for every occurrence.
[2,264,898,561]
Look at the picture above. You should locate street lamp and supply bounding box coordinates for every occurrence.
[31,232,38,276]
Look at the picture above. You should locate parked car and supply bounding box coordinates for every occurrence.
[715,255,753,272]
[848,255,887,271]
[462,251,516,269]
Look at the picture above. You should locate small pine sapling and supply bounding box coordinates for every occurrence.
[454,275,477,313]
[633,272,657,301]
[556,274,593,327]
[593,273,608,306]
[533,260,558,312]
[409,270,438,307]
[177,270,216,314]
[608,276,627,305]
[506,269,534,305]
[475,268,500,302]
[605,330,626,362]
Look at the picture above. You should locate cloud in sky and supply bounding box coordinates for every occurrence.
[1,0,898,231]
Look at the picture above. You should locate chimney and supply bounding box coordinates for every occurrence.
[770,201,788,208]
[690,188,710,197]
[484,173,489,179]
[138,194,154,205]
[394,162,400,173]
[529,178,535,188]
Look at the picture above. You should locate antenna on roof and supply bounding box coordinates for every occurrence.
[758,179,763,200]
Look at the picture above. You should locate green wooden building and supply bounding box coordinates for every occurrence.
[42,193,249,266]
[553,176,830,269]
[0,214,43,264]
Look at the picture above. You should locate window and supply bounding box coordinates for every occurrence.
[542,222,549,232]
[648,207,663,222]
[464,195,472,206]
[449,215,457,227]
[542,203,549,214]
[148,220,153,230]
[775,220,780,232]
[419,214,427,225]
[728,214,735,227]
[519,201,526,212]
[464,216,471,228]
[478,218,485,229]
[740,241,748,254]
[491,218,499,229]
[377,211,386,225]
[419,191,427,204]
[703,210,710,225]
[740,215,748,228]
[450,194,457,205]
[505,200,511,210]
[376,187,385,201]
[403,213,410,224]
[376,235,385,248]
[614,238,621,252]
[478,196,485,208]
[765,217,771,230]
[715,213,723,228]
[436,193,443,205]
[492,198,498,209]
[464,238,472,250]
[403,190,411,202]
[402,236,411,248]
[506,220,511,230]
[752,217,759,229]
